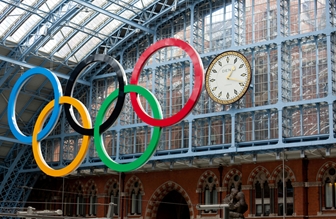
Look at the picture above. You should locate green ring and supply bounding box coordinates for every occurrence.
[94,84,162,172]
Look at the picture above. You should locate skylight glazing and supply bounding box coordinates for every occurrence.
[45,0,155,63]
[0,0,157,63]
[0,0,63,43]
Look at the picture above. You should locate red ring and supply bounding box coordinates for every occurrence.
[130,38,204,127]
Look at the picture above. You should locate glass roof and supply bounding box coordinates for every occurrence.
[0,0,155,63]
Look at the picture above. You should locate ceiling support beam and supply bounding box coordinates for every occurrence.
[0,136,22,144]
[72,0,155,35]
[0,55,90,86]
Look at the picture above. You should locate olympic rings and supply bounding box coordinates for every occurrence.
[94,85,162,172]
[7,38,204,175]
[130,38,204,127]
[32,96,91,177]
[64,54,127,136]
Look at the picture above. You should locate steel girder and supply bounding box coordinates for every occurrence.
[0,0,81,88]
[71,0,188,81]
[62,0,168,63]
[0,55,89,85]
[0,86,59,213]
[0,0,85,153]
[72,0,154,34]
[0,0,47,41]
[0,1,82,213]
[46,1,116,59]
[0,0,82,145]
[0,143,38,213]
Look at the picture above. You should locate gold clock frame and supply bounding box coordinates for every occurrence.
[205,51,252,105]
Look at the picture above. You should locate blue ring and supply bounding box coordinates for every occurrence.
[7,67,62,143]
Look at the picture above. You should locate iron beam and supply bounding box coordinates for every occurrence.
[0,55,90,86]
[72,0,155,35]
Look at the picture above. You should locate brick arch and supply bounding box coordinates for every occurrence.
[270,164,296,184]
[104,178,119,193]
[223,168,243,188]
[125,175,144,195]
[85,179,98,195]
[316,161,336,182]
[247,166,271,185]
[197,170,219,191]
[145,181,194,219]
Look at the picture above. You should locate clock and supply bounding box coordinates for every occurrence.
[205,51,252,105]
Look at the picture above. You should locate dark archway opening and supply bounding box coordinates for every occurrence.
[156,190,190,219]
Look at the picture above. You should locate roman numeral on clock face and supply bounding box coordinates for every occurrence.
[218,91,222,98]
[212,87,217,91]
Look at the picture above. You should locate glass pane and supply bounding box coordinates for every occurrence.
[278,180,283,197]
[264,204,270,216]
[255,181,262,198]
[76,196,80,215]
[278,203,283,216]
[90,196,93,214]
[264,181,270,198]
[205,189,210,204]
[286,180,293,197]
[212,187,218,204]
[131,192,136,214]
[114,194,119,215]
[325,183,333,208]
[286,203,293,216]
[81,197,86,216]
[256,204,262,216]
[137,194,142,214]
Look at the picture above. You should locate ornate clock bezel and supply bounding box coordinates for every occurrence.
[205,50,252,105]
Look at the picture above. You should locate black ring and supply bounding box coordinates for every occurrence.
[64,54,127,136]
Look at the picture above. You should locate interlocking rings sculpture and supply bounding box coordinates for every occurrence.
[7,38,204,176]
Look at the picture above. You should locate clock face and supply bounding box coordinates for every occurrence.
[205,51,252,105]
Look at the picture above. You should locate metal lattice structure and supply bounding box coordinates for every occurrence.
[0,0,335,214]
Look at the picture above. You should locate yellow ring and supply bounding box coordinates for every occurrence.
[32,96,91,177]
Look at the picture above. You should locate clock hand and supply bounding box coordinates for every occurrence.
[226,66,236,79]
[227,77,244,83]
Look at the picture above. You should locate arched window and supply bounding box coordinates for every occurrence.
[277,177,294,216]
[129,181,142,215]
[109,182,119,216]
[89,185,97,216]
[228,174,242,192]
[63,185,73,216]
[324,167,336,209]
[76,185,85,216]
[202,176,218,213]
[254,173,270,216]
